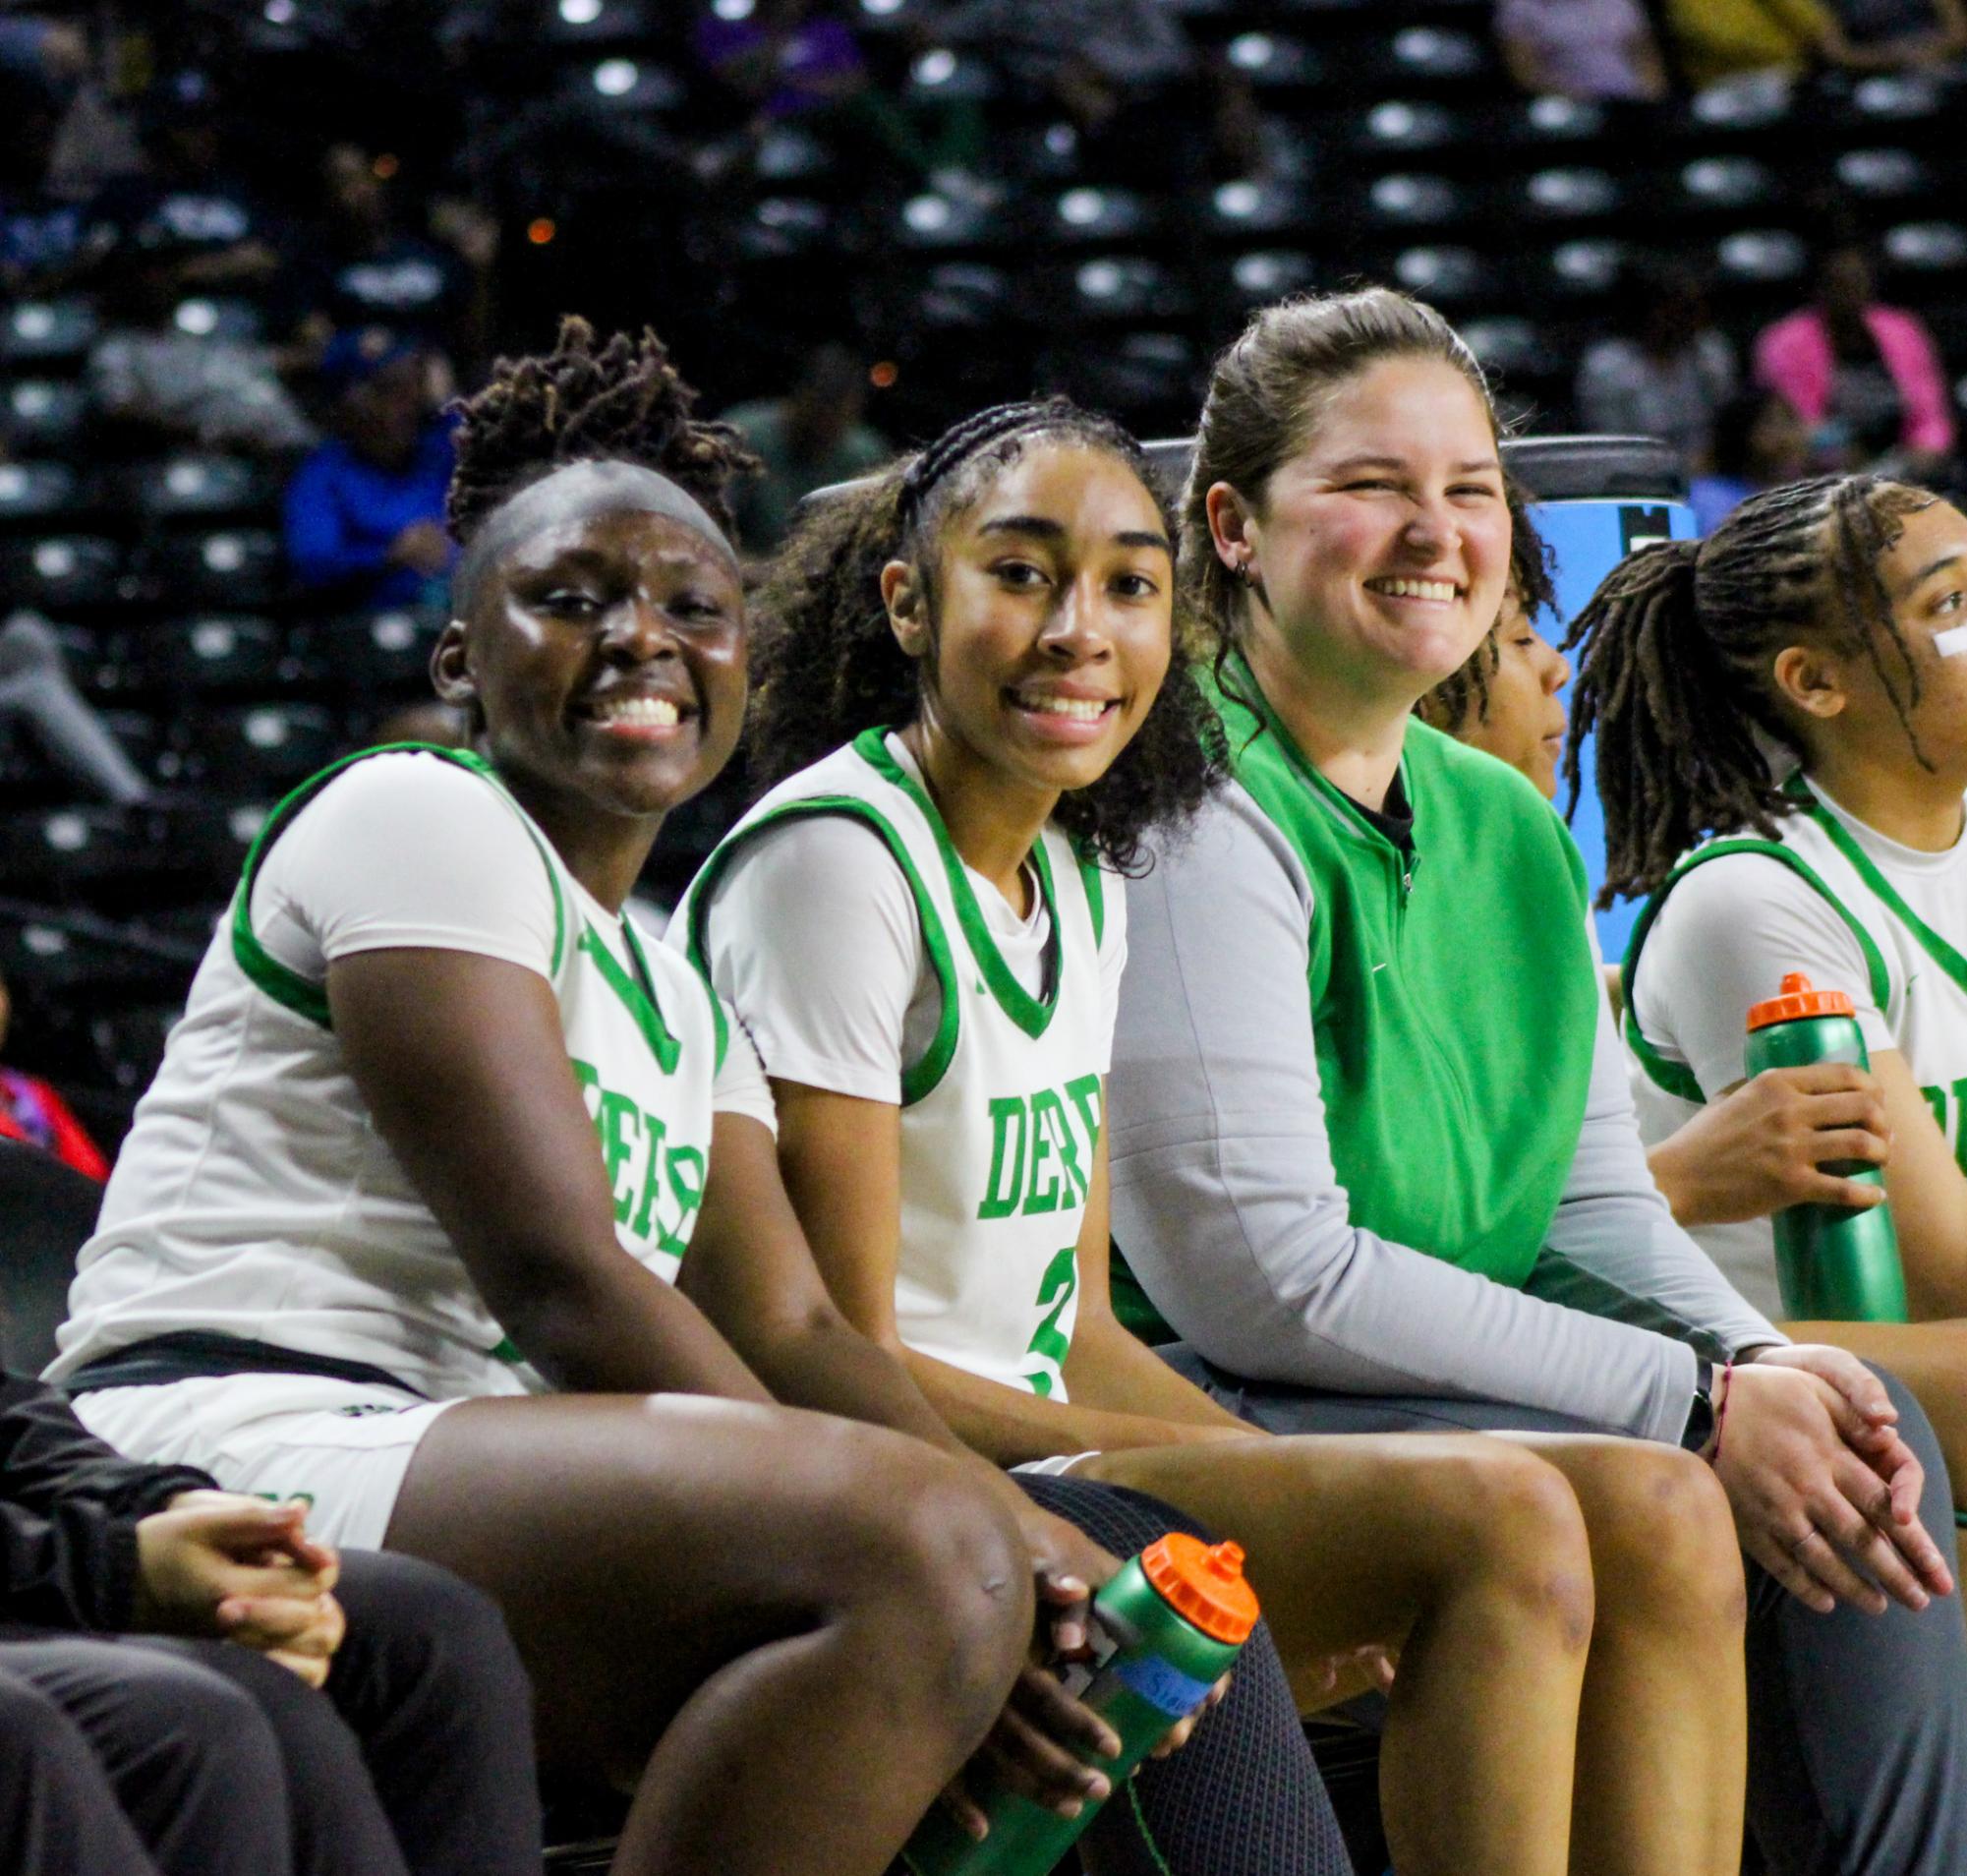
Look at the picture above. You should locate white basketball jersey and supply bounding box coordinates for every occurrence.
[683,729,1114,1398]
[1627,776,1967,1308]
[53,745,726,1399]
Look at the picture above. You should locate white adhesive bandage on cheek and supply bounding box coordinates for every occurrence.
[1935,623,1967,658]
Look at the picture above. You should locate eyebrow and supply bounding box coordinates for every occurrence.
[1902,552,1964,594]
[975,514,1173,555]
[1320,453,1502,476]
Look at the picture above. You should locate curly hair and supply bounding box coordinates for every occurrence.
[747,397,1224,873]
[1563,474,1936,905]
[1415,479,1558,735]
[446,315,757,546]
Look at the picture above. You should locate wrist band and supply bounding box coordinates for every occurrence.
[1710,1362,1736,1466]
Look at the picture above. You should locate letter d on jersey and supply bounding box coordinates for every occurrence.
[979,1096,1029,1219]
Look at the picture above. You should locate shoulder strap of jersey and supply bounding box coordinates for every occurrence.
[685,794,961,1105]
[851,728,1069,1040]
[1786,774,1967,1000]
[230,741,567,1030]
[1622,835,1892,1104]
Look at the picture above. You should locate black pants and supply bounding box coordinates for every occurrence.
[1016,1472,1353,1876]
[0,1549,543,1876]
[1165,1344,1967,1876]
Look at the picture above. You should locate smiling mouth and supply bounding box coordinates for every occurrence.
[1364,576,1464,603]
[581,694,692,730]
[1007,688,1119,723]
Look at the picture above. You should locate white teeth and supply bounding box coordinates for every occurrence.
[1368,577,1459,603]
[1015,693,1109,722]
[593,695,680,727]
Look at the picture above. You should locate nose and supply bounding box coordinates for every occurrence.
[605,594,680,663]
[1037,573,1115,661]
[1399,492,1461,557]
[1542,642,1572,693]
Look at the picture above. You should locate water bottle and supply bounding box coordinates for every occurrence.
[1744,971,1908,1321]
[901,1532,1258,1876]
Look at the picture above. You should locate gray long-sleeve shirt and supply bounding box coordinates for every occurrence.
[1108,782,1782,1445]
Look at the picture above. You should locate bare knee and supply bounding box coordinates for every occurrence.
[1573,1444,1747,1635]
[835,1442,1032,1737]
[1429,1443,1596,1653]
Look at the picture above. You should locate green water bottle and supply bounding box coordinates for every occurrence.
[1744,971,1908,1321]
[901,1532,1258,1876]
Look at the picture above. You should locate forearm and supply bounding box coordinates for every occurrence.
[495,1257,771,1403]
[901,1345,1242,1468]
[1064,1317,1251,1434]
[741,1309,976,1460]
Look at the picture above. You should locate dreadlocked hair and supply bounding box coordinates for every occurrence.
[1416,478,1557,735]
[747,396,1224,874]
[446,315,758,547]
[1564,473,1936,906]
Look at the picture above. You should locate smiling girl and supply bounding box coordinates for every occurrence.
[679,394,1761,1876]
[1571,472,1967,1507]
[44,320,1062,1876]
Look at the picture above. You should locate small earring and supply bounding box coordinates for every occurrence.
[1235,561,1257,589]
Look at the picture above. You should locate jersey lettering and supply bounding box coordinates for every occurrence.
[976,1078,1105,1221]
[1922,1075,1967,1175]
[572,1055,704,1258]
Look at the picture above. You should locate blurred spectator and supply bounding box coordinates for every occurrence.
[1494,0,1670,100]
[0,613,150,807]
[0,62,109,294]
[0,967,107,1180]
[1575,261,1737,471]
[1662,0,1946,86]
[87,71,283,301]
[1688,389,1812,534]
[1824,0,1967,57]
[692,0,982,194]
[722,342,890,552]
[282,328,457,609]
[291,144,496,370]
[1754,237,1955,479]
[88,246,318,456]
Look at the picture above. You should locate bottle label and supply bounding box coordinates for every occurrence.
[1104,1651,1216,1720]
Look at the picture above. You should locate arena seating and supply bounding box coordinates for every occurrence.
[7,0,1967,1161]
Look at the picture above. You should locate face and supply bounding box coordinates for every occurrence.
[1871,498,1967,773]
[345,355,429,468]
[1221,357,1511,708]
[891,442,1175,798]
[437,506,746,826]
[1454,592,1572,799]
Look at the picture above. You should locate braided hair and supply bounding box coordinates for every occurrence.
[447,316,757,548]
[1564,474,1936,905]
[748,397,1224,873]
[1416,480,1557,735]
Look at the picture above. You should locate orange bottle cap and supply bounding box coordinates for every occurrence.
[1139,1532,1260,1644]
[1746,970,1855,1031]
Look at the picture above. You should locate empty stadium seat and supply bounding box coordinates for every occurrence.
[893,188,1014,250]
[1224,31,1321,89]
[146,616,290,696]
[904,263,1014,329]
[1360,172,1465,230]
[0,807,149,892]
[0,461,87,527]
[1059,257,1190,323]
[735,197,834,261]
[127,455,276,520]
[903,45,997,104]
[0,299,97,366]
[307,607,445,692]
[2,378,88,448]
[150,529,283,608]
[1219,249,1320,309]
[0,536,122,610]
[198,702,343,785]
[1047,187,1159,246]
[169,297,266,343]
[1389,244,1501,303]
[1201,178,1319,240]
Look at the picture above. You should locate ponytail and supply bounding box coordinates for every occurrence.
[1564,474,1936,905]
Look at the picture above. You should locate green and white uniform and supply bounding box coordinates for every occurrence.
[1626,775,1967,1318]
[51,746,769,1544]
[677,729,1121,1400]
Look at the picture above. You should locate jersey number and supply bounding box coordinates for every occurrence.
[1018,1246,1077,1398]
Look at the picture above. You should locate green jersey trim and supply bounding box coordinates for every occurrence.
[1624,834,1893,1103]
[579,923,680,1075]
[851,728,1066,1041]
[228,742,568,1032]
[1787,774,1967,1001]
[686,794,962,1105]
